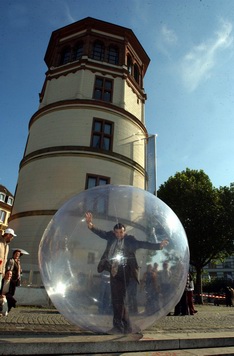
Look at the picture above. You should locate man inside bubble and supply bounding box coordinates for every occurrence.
[85,212,169,334]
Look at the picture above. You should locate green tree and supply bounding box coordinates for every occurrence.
[215,185,234,255]
[157,168,234,303]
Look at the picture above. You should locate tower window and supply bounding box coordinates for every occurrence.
[91,119,113,151]
[86,175,110,189]
[93,77,113,102]
[73,41,83,61]
[92,41,104,61]
[107,45,119,65]
[127,55,133,75]
[85,175,110,213]
[134,64,140,84]
[60,47,71,65]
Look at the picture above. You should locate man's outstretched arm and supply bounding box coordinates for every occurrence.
[85,212,110,240]
[85,212,94,230]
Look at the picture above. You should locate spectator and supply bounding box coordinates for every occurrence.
[158,261,171,295]
[174,289,188,316]
[143,264,159,315]
[6,249,23,287]
[0,270,17,316]
[0,228,17,285]
[186,273,197,315]
[225,286,233,307]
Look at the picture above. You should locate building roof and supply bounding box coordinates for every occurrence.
[44,16,150,73]
[0,184,13,197]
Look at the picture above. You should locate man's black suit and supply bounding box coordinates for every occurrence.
[90,227,163,333]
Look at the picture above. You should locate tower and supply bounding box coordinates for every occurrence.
[10,17,151,284]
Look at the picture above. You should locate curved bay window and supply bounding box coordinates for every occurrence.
[91,118,113,151]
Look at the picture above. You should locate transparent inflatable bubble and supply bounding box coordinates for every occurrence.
[39,185,189,334]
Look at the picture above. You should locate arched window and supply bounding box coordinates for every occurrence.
[107,45,119,65]
[127,55,132,75]
[92,41,104,61]
[134,64,140,84]
[60,47,72,65]
[73,41,83,61]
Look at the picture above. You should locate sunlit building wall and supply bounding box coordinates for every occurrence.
[9,17,151,285]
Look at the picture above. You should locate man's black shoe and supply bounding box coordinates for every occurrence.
[108,326,124,334]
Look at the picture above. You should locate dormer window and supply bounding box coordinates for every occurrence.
[7,197,14,206]
[0,193,6,203]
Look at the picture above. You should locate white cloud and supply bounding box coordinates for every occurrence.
[161,25,178,45]
[156,24,178,58]
[181,19,233,92]
[64,2,76,24]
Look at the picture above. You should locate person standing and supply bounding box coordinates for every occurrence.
[186,273,197,315]
[158,261,171,294]
[85,212,169,334]
[143,264,158,315]
[6,249,23,287]
[225,286,233,307]
[0,228,16,286]
[0,270,17,316]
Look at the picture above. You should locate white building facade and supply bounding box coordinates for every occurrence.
[9,17,152,285]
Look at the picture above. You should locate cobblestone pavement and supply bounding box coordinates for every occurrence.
[0,304,233,336]
[148,304,234,335]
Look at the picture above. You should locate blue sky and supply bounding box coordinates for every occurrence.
[1,0,234,194]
